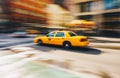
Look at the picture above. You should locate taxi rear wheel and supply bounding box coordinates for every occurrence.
[37,40,43,46]
[63,42,71,49]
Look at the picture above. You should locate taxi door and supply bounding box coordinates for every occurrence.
[54,32,65,45]
[46,32,55,44]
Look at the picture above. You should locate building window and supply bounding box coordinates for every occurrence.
[104,0,120,10]
[77,15,93,21]
[102,12,120,29]
[79,1,92,12]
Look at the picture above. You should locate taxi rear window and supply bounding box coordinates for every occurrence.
[69,32,77,37]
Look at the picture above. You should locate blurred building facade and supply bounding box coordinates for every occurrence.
[0,0,53,33]
[0,0,9,32]
[46,4,75,27]
[68,0,120,37]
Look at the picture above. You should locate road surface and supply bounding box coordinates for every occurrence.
[0,34,120,78]
[28,43,120,78]
[0,43,119,78]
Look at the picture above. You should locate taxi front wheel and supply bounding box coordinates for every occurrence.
[37,40,43,46]
[63,42,71,49]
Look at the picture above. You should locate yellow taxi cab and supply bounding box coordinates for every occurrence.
[33,31,89,49]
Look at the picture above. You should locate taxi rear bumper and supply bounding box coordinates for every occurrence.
[72,41,89,47]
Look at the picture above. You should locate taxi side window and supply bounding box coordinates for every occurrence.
[47,32,55,37]
[56,32,65,37]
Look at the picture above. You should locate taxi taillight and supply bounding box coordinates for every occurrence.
[80,38,87,42]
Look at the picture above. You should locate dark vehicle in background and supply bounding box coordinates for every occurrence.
[26,30,40,34]
[10,31,28,38]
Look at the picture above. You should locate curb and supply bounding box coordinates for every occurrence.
[89,43,120,49]
[89,37,120,42]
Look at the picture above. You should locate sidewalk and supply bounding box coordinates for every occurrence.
[0,48,98,78]
[89,36,120,49]
[2,47,118,78]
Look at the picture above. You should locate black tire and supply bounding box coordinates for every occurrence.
[37,40,43,46]
[63,41,71,49]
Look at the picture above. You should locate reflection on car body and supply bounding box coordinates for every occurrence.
[34,31,89,49]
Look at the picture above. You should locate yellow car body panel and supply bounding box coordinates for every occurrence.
[33,31,89,47]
